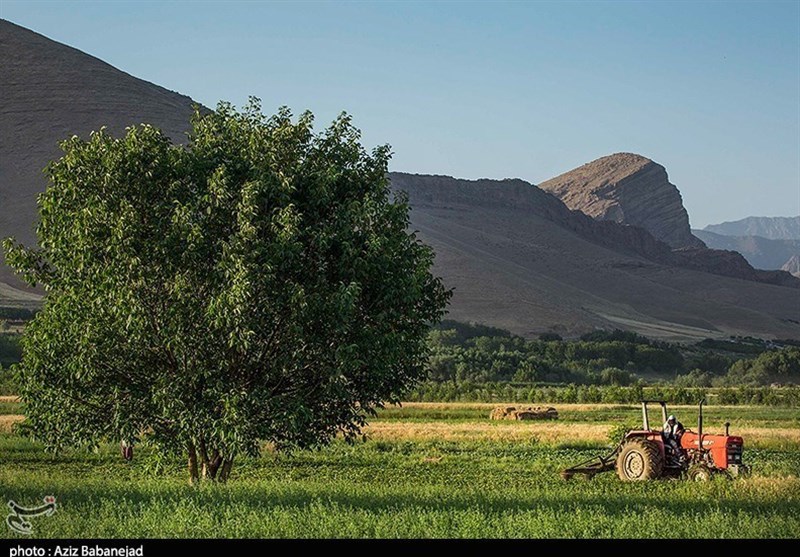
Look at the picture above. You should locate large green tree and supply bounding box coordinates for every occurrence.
[4,99,450,483]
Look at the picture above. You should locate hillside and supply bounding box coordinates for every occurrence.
[704,216,800,241]
[391,173,800,340]
[534,154,798,289]
[0,19,200,287]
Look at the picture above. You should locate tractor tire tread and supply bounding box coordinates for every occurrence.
[615,438,664,481]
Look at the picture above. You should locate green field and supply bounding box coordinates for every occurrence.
[1,400,799,538]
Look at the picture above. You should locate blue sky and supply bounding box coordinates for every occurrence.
[2,0,798,227]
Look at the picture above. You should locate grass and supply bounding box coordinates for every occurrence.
[0,402,798,538]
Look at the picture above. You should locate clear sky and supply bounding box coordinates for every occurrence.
[2,0,798,227]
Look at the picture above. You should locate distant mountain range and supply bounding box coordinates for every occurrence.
[693,229,800,276]
[695,216,800,276]
[704,216,800,240]
[1,19,798,340]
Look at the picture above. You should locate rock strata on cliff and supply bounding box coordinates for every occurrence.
[539,153,705,249]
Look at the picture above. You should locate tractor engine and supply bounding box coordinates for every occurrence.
[680,432,748,476]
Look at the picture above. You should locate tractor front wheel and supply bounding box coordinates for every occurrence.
[686,465,714,481]
[615,439,664,481]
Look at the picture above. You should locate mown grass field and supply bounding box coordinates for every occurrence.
[1,399,799,538]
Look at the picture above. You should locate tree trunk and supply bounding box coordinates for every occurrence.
[191,437,228,483]
[198,437,209,477]
[188,442,199,485]
[204,452,223,480]
[218,457,234,483]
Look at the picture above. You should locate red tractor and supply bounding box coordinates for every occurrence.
[562,400,750,481]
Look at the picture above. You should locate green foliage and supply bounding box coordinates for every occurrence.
[695,337,771,354]
[3,99,450,481]
[674,369,714,387]
[725,348,800,385]
[607,422,637,444]
[0,333,22,365]
[426,326,683,385]
[684,352,733,376]
[0,364,19,395]
[431,320,513,343]
[424,323,800,389]
[0,307,38,321]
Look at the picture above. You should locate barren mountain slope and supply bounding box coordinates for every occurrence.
[391,173,800,340]
[783,255,800,278]
[0,20,199,286]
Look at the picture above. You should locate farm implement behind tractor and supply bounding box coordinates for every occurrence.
[561,400,750,481]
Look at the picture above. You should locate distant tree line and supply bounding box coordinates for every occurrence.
[406,382,800,407]
[0,307,38,321]
[426,320,800,388]
[0,333,22,366]
[2,315,798,398]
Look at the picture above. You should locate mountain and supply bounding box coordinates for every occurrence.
[538,153,705,249]
[704,216,800,241]
[391,173,800,340]
[693,229,800,272]
[2,21,799,340]
[0,19,200,287]
[534,153,797,289]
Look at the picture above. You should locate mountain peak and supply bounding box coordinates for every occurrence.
[572,152,657,175]
[538,153,704,249]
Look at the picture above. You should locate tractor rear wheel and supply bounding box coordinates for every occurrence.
[686,465,714,481]
[615,439,664,481]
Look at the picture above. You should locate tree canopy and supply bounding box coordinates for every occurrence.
[4,99,450,482]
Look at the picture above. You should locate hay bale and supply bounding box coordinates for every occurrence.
[489,405,558,420]
[490,405,558,420]
[490,406,516,420]
[516,406,559,420]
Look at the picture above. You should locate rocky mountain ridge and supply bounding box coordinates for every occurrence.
[390,172,800,339]
[392,173,799,289]
[538,153,705,249]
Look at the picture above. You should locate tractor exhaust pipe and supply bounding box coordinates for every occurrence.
[725,422,730,436]
[698,399,705,450]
